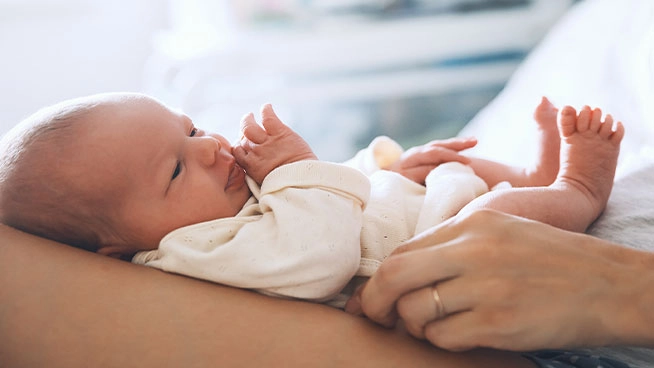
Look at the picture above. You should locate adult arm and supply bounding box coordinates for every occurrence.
[0,224,535,368]
[346,209,654,352]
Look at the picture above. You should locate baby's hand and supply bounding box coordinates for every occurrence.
[233,104,317,184]
[389,137,476,185]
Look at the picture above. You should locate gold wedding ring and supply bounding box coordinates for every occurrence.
[431,284,446,319]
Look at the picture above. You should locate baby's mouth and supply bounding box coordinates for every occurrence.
[225,162,244,189]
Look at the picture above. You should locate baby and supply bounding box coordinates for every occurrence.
[0,93,624,307]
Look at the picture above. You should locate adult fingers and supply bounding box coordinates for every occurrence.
[357,210,517,326]
[390,215,463,256]
[395,282,447,338]
[399,279,519,351]
[395,286,439,338]
[358,241,462,327]
[343,282,371,317]
[397,270,487,340]
[422,311,485,352]
[393,209,521,256]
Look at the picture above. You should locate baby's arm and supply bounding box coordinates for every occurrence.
[345,135,477,185]
[142,161,371,302]
[389,137,477,185]
[233,104,316,184]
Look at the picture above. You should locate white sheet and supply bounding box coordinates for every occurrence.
[460,0,654,180]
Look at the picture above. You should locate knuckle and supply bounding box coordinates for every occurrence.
[407,326,425,340]
[359,301,378,320]
[359,303,393,327]
[372,264,397,291]
[425,329,471,352]
[401,318,424,339]
[395,295,414,320]
[373,256,406,288]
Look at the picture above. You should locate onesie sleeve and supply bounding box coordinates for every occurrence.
[135,161,371,302]
[342,136,404,176]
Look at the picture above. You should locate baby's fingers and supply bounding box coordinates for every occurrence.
[401,147,471,169]
[426,137,477,152]
[232,143,252,169]
[398,165,436,185]
[240,112,267,144]
[260,104,289,136]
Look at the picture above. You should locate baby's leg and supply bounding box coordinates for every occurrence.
[467,96,560,188]
[459,105,624,232]
[529,96,561,184]
[415,162,489,234]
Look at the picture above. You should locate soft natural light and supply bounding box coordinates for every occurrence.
[0,0,574,161]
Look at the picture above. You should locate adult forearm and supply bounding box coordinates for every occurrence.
[598,239,654,347]
[0,224,534,368]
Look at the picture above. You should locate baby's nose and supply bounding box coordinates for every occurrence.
[196,136,220,166]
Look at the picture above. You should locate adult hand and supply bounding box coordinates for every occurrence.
[233,104,316,184]
[345,209,654,352]
[388,137,476,185]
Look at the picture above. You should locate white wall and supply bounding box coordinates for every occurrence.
[0,0,168,136]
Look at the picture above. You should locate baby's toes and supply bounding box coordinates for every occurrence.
[576,106,592,132]
[588,107,603,132]
[598,114,614,139]
[534,96,558,121]
[609,121,625,145]
[558,106,578,137]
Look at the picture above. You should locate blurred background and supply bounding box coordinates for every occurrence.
[0,0,575,162]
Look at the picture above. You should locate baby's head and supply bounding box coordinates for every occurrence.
[0,93,251,259]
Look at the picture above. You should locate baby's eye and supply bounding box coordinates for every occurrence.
[171,162,181,181]
[190,127,198,137]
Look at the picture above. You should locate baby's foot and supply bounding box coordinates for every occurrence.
[525,96,561,186]
[556,105,625,217]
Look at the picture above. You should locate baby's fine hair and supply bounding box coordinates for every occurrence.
[0,98,117,252]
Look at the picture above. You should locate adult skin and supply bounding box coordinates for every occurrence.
[0,224,535,368]
[346,209,654,352]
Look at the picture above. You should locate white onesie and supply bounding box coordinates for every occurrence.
[133,136,489,307]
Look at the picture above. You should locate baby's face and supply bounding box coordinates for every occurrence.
[80,94,251,254]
